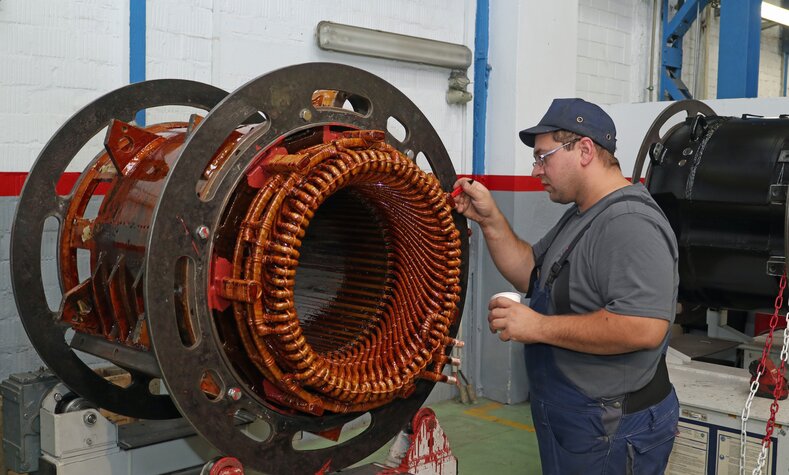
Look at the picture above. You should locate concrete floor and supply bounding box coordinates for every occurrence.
[348,397,542,474]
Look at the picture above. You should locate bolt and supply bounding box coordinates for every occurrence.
[54,392,63,402]
[77,299,92,316]
[196,225,210,240]
[85,438,93,446]
[227,387,243,401]
[83,412,97,426]
[81,224,92,242]
[300,109,313,122]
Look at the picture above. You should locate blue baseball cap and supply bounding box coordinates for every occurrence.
[518,98,617,154]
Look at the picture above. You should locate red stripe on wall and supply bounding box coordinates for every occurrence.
[458,174,544,192]
[0,172,547,197]
[0,172,110,197]
[0,172,32,197]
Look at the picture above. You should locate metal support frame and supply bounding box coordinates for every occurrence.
[661,0,763,101]
[660,0,710,100]
[38,396,217,475]
[1,371,59,473]
[716,0,761,98]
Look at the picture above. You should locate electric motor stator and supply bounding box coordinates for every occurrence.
[11,63,469,474]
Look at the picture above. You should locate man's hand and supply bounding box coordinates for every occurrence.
[452,178,535,292]
[487,296,543,343]
[452,178,498,226]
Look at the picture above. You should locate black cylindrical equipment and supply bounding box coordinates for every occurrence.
[639,101,788,311]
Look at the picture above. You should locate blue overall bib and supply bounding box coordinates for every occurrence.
[525,196,679,475]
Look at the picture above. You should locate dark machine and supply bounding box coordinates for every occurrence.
[8,63,468,474]
[636,100,788,312]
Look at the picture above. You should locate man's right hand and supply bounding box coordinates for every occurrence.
[452,178,499,226]
[452,177,536,293]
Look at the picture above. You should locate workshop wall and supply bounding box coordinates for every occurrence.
[0,1,127,174]
[577,0,653,104]
[144,0,473,171]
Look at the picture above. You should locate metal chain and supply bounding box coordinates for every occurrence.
[741,379,760,474]
[754,306,789,475]
[741,273,786,475]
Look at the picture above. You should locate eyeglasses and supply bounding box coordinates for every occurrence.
[532,138,580,168]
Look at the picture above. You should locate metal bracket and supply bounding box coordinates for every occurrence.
[767,256,785,277]
[69,332,162,377]
[446,69,472,105]
[649,142,667,166]
[660,0,711,100]
[1,370,60,473]
[689,115,708,141]
[769,184,788,204]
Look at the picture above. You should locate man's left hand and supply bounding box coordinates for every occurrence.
[487,297,543,343]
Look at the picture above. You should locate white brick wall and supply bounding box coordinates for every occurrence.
[761,27,784,97]
[0,0,473,172]
[576,0,644,104]
[147,1,213,83]
[0,197,45,379]
[202,0,472,168]
[0,0,127,173]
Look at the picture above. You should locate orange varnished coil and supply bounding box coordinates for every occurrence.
[231,130,462,414]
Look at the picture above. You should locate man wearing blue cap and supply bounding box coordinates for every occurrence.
[454,98,679,474]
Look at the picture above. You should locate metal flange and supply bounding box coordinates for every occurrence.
[11,79,230,420]
[631,99,716,184]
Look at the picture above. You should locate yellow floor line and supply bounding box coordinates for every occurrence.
[463,402,536,432]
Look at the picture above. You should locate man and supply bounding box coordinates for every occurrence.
[453,98,679,474]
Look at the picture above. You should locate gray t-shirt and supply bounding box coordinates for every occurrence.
[531,183,679,398]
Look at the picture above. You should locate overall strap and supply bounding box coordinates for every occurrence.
[533,205,578,269]
[526,206,578,297]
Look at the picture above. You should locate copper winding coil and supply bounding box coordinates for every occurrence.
[223,129,462,414]
[51,115,462,415]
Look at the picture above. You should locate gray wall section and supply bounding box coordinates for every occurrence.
[1,196,102,382]
[474,190,569,404]
[1,197,45,381]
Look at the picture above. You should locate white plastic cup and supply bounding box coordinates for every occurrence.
[490,291,521,303]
